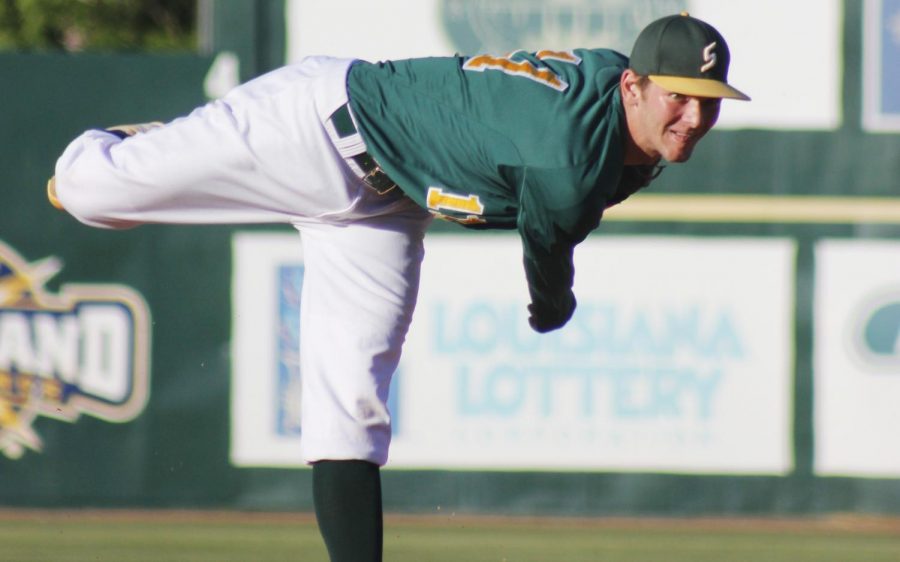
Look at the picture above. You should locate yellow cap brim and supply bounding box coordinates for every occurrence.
[649,75,750,101]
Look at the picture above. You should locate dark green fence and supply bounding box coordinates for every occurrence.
[1,0,898,516]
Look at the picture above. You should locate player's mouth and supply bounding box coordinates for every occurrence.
[663,129,700,161]
[668,129,697,145]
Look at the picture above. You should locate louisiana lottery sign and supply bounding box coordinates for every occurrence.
[230,232,795,474]
[389,235,795,474]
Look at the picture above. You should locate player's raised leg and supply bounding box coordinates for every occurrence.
[51,59,358,228]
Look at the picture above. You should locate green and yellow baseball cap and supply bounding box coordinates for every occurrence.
[629,12,750,101]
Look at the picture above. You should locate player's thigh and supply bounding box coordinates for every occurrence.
[57,64,355,226]
[296,205,430,461]
[299,206,430,378]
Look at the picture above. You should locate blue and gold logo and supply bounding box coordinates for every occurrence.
[0,240,151,459]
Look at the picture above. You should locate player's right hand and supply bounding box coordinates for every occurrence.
[527,294,576,333]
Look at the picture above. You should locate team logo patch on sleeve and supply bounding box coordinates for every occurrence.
[426,186,488,225]
[0,240,151,459]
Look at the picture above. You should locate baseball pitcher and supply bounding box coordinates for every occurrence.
[48,13,747,562]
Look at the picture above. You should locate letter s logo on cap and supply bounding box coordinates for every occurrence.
[701,42,717,73]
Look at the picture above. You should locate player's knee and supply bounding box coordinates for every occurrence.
[55,168,139,230]
[53,133,142,229]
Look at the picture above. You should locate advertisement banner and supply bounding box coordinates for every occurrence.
[0,240,151,460]
[231,232,795,474]
[863,0,900,131]
[390,235,795,473]
[814,240,900,477]
[286,0,841,130]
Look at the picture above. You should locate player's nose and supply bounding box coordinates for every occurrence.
[682,98,703,129]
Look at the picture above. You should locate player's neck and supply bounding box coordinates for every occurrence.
[622,132,661,166]
[621,109,661,166]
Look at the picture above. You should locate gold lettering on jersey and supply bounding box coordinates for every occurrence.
[463,51,581,92]
[426,187,487,224]
[535,50,582,64]
[700,42,717,73]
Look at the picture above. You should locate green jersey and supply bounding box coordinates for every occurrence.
[347,49,655,331]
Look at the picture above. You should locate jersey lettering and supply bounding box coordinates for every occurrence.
[463,50,582,92]
[426,187,487,225]
[534,50,582,64]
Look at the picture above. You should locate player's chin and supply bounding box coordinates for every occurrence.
[662,142,698,163]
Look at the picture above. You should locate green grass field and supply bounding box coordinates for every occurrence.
[1,510,899,562]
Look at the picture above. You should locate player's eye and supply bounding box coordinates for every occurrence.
[700,98,722,110]
[666,92,690,105]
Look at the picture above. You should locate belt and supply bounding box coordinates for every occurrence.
[327,103,398,195]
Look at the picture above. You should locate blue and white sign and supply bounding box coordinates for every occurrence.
[230,232,796,474]
[864,0,900,131]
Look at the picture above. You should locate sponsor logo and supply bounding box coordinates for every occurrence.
[0,240,151,459]
[440,0,682,54]
[851,288,900,371]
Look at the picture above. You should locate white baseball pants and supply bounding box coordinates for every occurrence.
[53,57,432,466]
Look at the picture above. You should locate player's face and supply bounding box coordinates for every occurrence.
[628,78,721,163]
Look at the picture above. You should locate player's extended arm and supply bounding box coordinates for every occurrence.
[521,240,577,333]
[517,167,603,333]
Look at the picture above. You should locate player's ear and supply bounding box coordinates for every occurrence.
[620,69,642,105]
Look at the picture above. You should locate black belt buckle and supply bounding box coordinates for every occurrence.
[351,153,398,195]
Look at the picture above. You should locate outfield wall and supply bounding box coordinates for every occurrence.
[1,0,899,516]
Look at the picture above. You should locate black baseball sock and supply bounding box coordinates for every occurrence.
[312,460,383,562]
